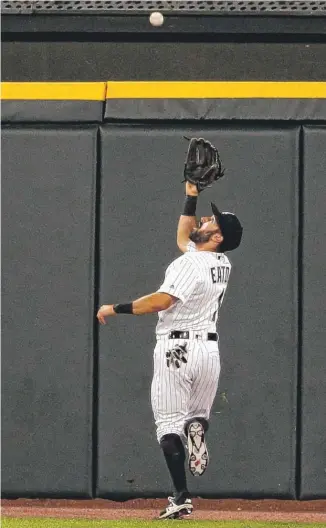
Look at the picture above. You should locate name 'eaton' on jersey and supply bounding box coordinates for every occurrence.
[156,249,231,335]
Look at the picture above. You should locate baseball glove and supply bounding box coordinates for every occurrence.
[183,137,225,192]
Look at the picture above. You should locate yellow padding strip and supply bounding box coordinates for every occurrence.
[1,81,326,100]
[106,81,326,99]
[1,82,106,100]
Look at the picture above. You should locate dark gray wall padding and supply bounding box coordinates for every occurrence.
[104,99,326,122]
[300,126,326,499]
[97,125,299,498]
[2,126,97,496]
[1,101,104,123]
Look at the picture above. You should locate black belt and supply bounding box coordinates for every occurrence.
[168,330,218,341]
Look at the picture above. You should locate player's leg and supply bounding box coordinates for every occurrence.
[158,434,193,519]
[185,340,221,477]
[151,338,193,519]
[159,434,189,499]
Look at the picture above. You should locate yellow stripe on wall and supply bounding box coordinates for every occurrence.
[1,82,106,100]
[1,81,326,100]
[106,81,326,99]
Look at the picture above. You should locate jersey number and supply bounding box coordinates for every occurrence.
[212,292,225,322]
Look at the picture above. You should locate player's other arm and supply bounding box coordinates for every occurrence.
[97,292,177,324]
[177,182,198,253]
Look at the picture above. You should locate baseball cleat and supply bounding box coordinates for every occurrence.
[158,496,193,520]
[187,421,209,476]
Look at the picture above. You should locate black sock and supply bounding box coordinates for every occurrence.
[160,434,189,498]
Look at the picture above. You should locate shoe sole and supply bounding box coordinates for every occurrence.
[158,504,193,520]
[187,421,209,476]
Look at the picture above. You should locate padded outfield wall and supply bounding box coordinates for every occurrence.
[2,0,326,501]
[2,82,326,499]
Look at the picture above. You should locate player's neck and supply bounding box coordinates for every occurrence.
[195,243,218,252]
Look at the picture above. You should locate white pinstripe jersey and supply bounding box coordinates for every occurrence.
[156,241,231,335]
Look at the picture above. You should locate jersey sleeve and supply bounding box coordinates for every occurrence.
[157,257,198,303]
[186,240,197,252]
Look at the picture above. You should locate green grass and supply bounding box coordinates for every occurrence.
[1,519,323,528]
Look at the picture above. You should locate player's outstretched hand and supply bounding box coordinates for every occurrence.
[186,182,199,197]
[97,304,116,324]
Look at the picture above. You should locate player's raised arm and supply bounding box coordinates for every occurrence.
[177,182,198,253]
[177,137,225,253]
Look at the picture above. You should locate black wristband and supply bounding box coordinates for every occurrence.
[113,303,133,314]
[182,196,198,216]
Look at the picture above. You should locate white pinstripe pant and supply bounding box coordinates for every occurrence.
[151,334,221,443]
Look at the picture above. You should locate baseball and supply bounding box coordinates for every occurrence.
[149,11,164,27]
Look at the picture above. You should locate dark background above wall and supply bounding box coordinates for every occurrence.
[3,0,326,40]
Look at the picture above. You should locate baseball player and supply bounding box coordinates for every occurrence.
[97,138,243,520]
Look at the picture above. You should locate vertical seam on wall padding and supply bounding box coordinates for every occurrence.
[102,87,107,122]
[296,125,304,500]
[92,126,102,498]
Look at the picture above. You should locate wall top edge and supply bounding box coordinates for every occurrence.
[2,0,326,16]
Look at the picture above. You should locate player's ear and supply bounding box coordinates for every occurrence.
[211,232,223,244]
